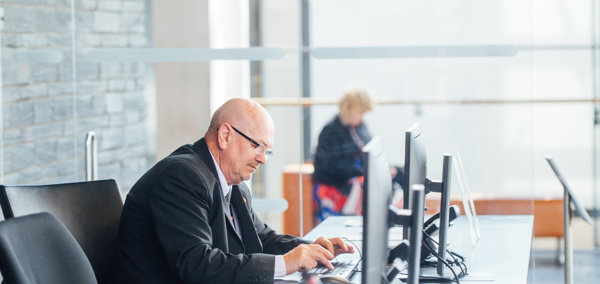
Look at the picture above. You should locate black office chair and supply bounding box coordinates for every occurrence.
[0,212,98,284]
[0,179,123,284]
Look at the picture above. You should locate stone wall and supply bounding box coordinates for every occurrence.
[1,0,149,190]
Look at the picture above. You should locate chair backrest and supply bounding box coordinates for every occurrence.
[0,212,98,284]
[0,179,123,284]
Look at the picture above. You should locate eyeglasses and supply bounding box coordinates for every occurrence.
[231,126,274,161]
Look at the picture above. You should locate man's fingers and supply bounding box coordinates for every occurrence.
[307,248,333,270]
[332,239,349,252]
[313,237,336,257]
[308,244,334,259]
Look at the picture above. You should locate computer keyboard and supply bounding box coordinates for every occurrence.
[307,260,357,279]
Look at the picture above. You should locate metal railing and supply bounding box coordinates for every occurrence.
[85,131,98,181]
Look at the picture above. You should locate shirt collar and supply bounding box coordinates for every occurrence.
[209,150,232,198]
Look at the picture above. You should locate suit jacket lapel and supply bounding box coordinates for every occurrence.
[231,186,263,254]
[192,138,244,248]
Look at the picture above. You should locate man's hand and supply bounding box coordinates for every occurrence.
[283,244,335,275]
[312,237,355,257]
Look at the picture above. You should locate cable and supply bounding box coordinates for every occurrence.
[422,231,461,284]
[423,232,468,275]
[342,237,362,272]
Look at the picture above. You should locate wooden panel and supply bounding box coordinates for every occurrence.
[282,164,314,237]
[282,163,564,238]
[427,197,563,237]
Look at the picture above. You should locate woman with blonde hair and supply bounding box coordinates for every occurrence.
[312,86,373,222]
[312,86,404,223]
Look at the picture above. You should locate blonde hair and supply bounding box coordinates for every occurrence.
[338,86,376,125]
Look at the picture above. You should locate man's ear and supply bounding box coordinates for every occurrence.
[216,124,231,150]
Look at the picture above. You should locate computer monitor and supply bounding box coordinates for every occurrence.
[403,123,454,276]
[403,124,427,210]
[362,136,393,284]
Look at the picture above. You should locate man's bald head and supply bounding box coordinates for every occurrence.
[205,98,274,185]
[206,98,273,138]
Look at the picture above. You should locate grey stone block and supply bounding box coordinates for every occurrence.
[76,34,102,47]
[51,96,74,121]
[30,97,72,125]
[125,112,142,123]
[35,139,58,164]
[105,93,123,114]
[3,129,22,146]
[3,7,37,32]
[109,114,125,126]
[131,62,145,77]
[41,173,79,185]
[54,159,76,175]
[100,62,122,78]
[3,172,22,185]
[59,53,99,81]
[74,133,86,156]
[102,34,128,47]
[134,78,145,90]
[76,61,100,80]
[75,94,107,116]
[35,9,71,32]
[33,98,53,124]
[91,93,108,115]
[21,122,64,142]
[2,62,30,86]
[46,0,71,7]
[4,102,33,129]
[76,11,94,32]
[121,13,144,33]
[93,11,120,32]
[7,143,35,171]
[21,84,48,100]
[123,92,145,110]
[47,33,72,47]
[63,122,75,136]
[7,158,65,185]
[75,0,97,9]
[99,127,123,150]
[77,116,109,130]
[56,137,75,160]
[3,33,23,48]
[98,0,121,11]
[1,0,45,5]
[98,148,119,165]
[108,79,128,91]
[97,162,120,181]
[128,80,138,91]
[3,87,21,103]
[22,34,48,47]
[102,147,128,165]
[128,34,147,47]
[124,122,145,145]
[77,81,106,94]
[48,82,73,96]
[30,63,59,82]
[120,156,146,186]
[122,0,145,12]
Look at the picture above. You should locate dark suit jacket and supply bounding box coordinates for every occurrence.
[109,138,310,284]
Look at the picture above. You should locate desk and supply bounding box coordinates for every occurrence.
[281,215,533,284]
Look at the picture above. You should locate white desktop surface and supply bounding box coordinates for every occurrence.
[284,215,533,284]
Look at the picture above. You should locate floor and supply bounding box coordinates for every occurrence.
[528,249,600,284]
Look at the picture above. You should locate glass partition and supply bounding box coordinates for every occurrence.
[2,0,600,282]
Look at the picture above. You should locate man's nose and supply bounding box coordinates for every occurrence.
[256,152,266,164]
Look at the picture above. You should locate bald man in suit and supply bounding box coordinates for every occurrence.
[109,98,353,284]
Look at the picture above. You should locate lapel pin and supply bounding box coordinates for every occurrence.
[243,197,247,203]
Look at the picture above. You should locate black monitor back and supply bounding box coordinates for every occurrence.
[362,136,393,284]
